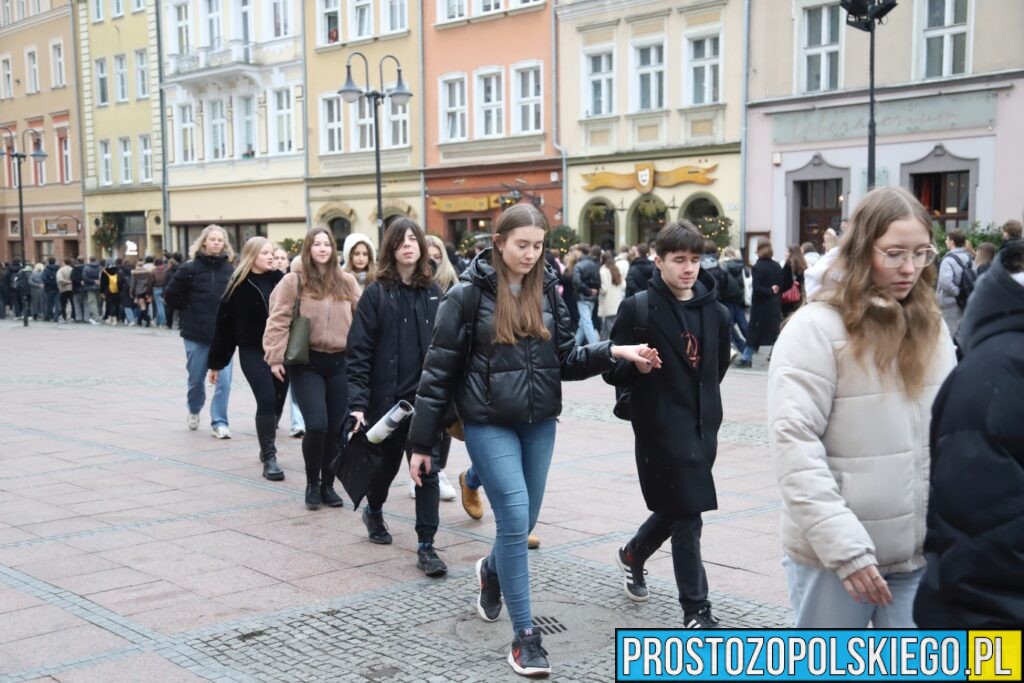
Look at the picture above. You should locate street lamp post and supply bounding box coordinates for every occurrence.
[841,0,897,190]
[338,52,413,246]
[0,127,48,326]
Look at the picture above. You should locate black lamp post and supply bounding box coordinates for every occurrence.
[338,52,413,246]
[840,0,897,190]
[1,127,48,326]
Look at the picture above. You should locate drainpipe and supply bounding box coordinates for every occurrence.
[301,0,311,230]
[550,5,568,227]
[70,3,86,256]
[739,0,751,254]
[418,0,427,233]
[156,0,171,251]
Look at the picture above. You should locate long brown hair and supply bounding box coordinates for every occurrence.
[601,252,622,286]
[820,186,941,395]
[786,244,807,276]
[492,204,551,345]
[300,227,358,301]
[375,217,435,288]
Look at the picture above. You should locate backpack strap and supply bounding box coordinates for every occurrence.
[633,290,648,343]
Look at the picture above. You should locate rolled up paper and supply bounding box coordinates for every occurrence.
[365,400,415,444]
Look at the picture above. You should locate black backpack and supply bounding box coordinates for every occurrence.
[612,291,649,421]
[946,252,977,310]
[708,265,742,304]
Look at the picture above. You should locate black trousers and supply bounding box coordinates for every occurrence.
[627,512,709,614]
[289,351,347,484]
[366,397,440,544]
[238,346,287,418]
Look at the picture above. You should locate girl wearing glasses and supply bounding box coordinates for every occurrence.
[768,186,955,628]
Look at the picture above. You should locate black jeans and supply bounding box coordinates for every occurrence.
[238,346,287,418]
[366,402,440,543]
[627,512,709,614]
[289,351,347,484]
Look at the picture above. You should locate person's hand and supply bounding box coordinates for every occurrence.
[772,285,780,294]
[409,453,432,487]
[207,369,219,385]
[634,345,660,374]
[270,364,286,382]
[350,411,366,433]
[613,344,662,370]
[842,565,893,606]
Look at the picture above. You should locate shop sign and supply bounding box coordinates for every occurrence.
[431,195,502,213]
[582,163,718,192]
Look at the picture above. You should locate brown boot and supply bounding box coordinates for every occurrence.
[460,470,484,520]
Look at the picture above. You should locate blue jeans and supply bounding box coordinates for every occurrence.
[464,466,481,490]
[783,555,924,628]
[726,302,749,352]
[575,299,599,345]
[288,388,305,431]
[152,287,166,327]
[183,339,232,428]
[741,344,758,362]
[463,420,556,634]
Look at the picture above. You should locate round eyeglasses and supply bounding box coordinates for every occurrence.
[874,247,938,269]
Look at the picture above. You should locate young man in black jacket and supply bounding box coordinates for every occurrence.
[625,243,655,296]
[605,221,731,629]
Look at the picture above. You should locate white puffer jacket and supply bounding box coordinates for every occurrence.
[768,302,955,579]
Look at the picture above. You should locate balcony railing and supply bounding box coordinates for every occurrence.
[168,40,255,77]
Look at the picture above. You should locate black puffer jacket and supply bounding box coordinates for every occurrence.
[208,270,283,371]
[163,253,233,344]
[408,249,615,453]
[914,244,1024,628]
[626,257,655,297]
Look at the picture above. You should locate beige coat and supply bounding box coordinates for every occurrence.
[767,302,955,580]
[263,270,361,365]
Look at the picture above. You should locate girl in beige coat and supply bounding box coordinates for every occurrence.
[768,187,955,628]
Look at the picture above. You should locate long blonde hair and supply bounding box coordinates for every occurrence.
[188,224,236,261]
[224,236,272,299]
[300,227,358,301]
[427,234,458,292]
[822,186,941,395]
[492,204,551,345]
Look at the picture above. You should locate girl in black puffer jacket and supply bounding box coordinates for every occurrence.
[407,205,656,678]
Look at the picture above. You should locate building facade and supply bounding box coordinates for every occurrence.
[160,0,307,254]
[423,0,562,247]
[746,0,1024,256]
[77,0,163,259]
[305,0,422,249]
[557,0,744,250]
[0,0,84,263]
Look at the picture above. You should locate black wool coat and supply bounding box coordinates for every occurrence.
[163,253,234,344]
[604,269,731,516]
[746,256,783,347]
[208,270,283,371]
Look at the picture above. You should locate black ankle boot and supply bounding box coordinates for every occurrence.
[255,415,284,481]
[305,480,322,510]
[320,471,344,508]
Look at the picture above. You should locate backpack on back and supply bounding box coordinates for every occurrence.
[946,252,977,310]
[106,270,119,295]
[612,290,648,421]
[708,265,742,303]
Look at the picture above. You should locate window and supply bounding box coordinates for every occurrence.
[634,42,664,111]
[92,0,103,22]
[112,0,122,17]
[478,0,502,14]
[119,137,132,183]
[139,135,152,181]
[441,75,467,141]
[913,170,969,229]
[135,49,148,97]
[585,50,613,117]
[175,3,191,53]
[272,0,290,37]
[384,95,409,148]
[51,42,65,88]
[0,58,11,98]
[924,0,968,78]
[236,95,255,158]
[32,136,44,185]
[205,0,222,47]
[439,0,466,22]
[99,139,112,184]
[475,70,503,138]
[351,0,371,39]
[351,97,374,151]
[114,54,128,102]
[511,0,542,5]
[25,49,37,93]
[321,0,339,44]
[58,132,71,183]
[322,95,343,154]
[804,4,840,92]
[178,104,195,162]
[208,99,227,160]
[132,0,143,10]
[272,88,293,153]
[513,64,542,134]
[95,58,108,105]
[688,34,720,105]
[383,0,406,32]
[1,1,9,25]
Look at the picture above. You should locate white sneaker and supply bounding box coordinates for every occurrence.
[438,471,457,501]
[408,478,417,499]
[211,425,232,439]
[289,426,305,438]
[187,413,200,431]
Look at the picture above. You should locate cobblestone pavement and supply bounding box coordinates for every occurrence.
[0,322,788,682]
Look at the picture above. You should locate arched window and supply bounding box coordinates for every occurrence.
[329,216,351,244]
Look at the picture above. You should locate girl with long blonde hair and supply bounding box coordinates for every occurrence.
[768,186,955,628]
[426,234,458,292]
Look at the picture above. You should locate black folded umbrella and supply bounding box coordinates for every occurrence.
[330,416,381,510]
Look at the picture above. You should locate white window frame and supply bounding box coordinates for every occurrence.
[119,137,132,184]
[135,49,149,98]
[139,134,152,182]
[271,87,294,154]
[350,0,373,40]
[631,38,665,113]
[95,58,108,105]
[174,3,191,53]
[477,0,502,15]
[207,98,228,160]
[382,0,407,33]
[1,1,10,26]
[112,0,123,18]
[132,0,144,12]
[178,104,195,163]
[511,61,543,135]
[919,0,971,79]
[683,28,722,106]
[50,40,65,88]
[511,0,543,6]
[438,0,466,23]
[25,48,38,94]
[113,53,128,102]
[581,45,615,118]
[439,73,467,142]
[383,90,409,149]
[99,139,112,185]
[31,135,44,185]
[57,129,71,184]
[799,3,842,94]
[271,0,290,38]
[92,0,103,22]
[0,56,11,99]
[474,67,504,139]
[320,0,340,45]
[204,0,223,48]
[235,94,256,158]
[350,97,375,152]
[320,94,344,154]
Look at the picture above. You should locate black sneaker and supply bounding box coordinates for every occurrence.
[361,507,392,544]
[304,482,322,510]
[684,605,720,628]
[475,557,502,622]
[615,546,649,602]
[416,544,447,577]
[319,484,344,508]
[508,627,551,678]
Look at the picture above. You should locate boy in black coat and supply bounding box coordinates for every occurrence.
[604,222,731,629]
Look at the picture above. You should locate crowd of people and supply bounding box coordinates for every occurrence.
[4,199,1022,678]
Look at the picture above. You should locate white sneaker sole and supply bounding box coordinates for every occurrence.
[475,558,501,622]
[615,551,649,603]
[507,651,550,678]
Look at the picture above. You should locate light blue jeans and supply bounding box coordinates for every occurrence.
[463,420,557,634]
[152,287,166,327]
[783,554,924,628]
[575,299,599,345]
[183,339,232,428]
[288,388,305,431]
